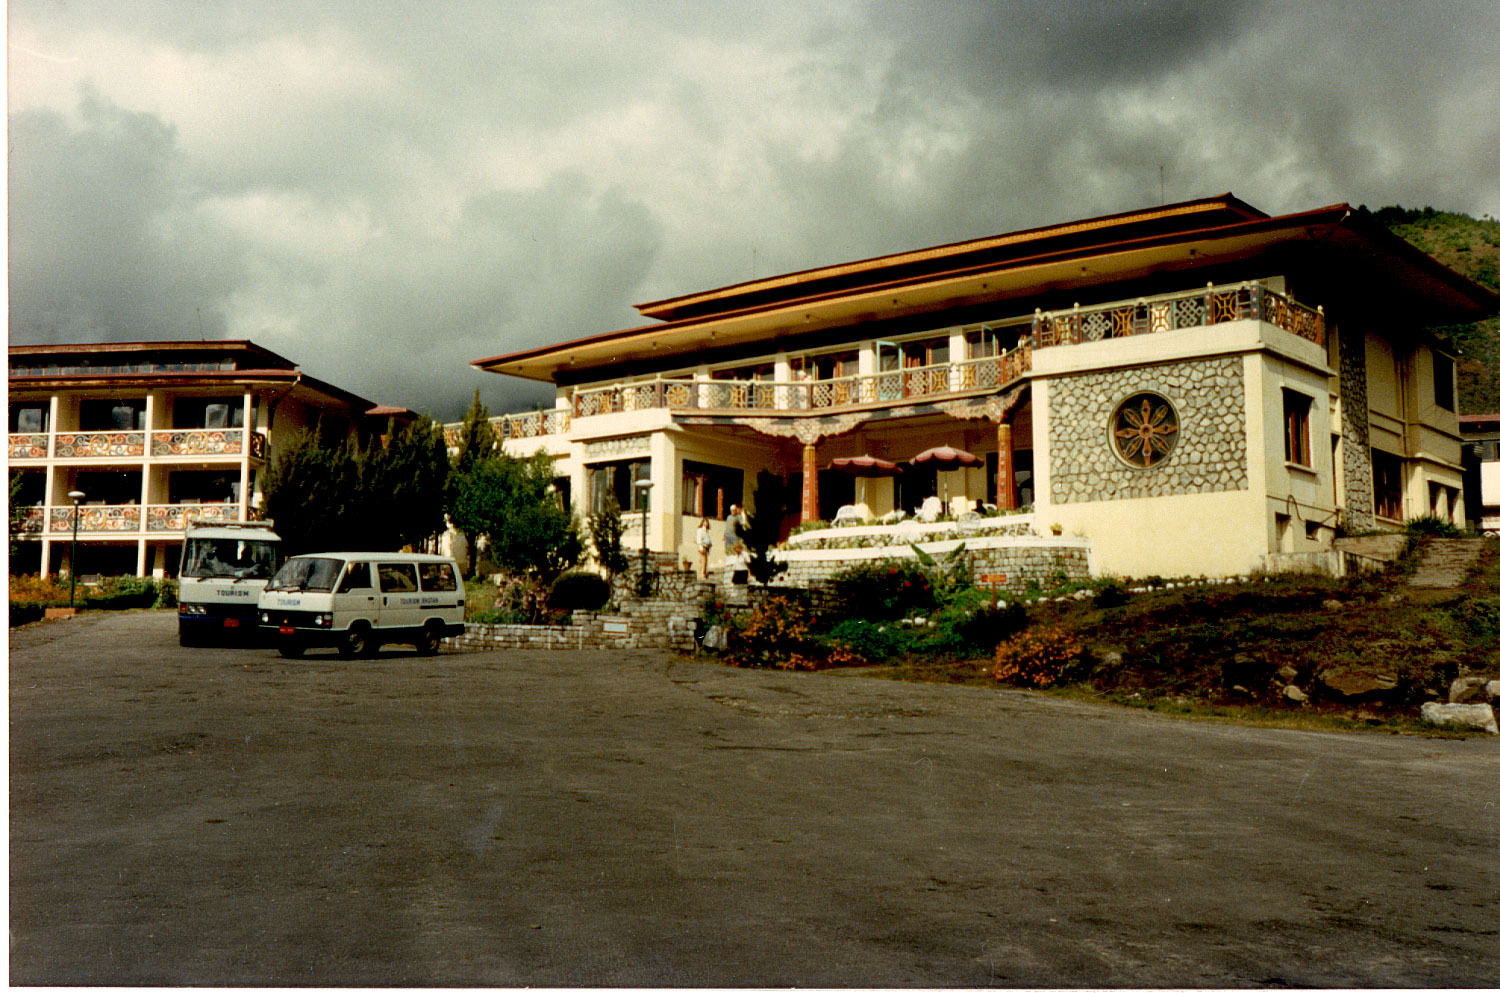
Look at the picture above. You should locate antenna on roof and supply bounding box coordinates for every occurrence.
[1159,165,1165,205]
[197,307,206,342]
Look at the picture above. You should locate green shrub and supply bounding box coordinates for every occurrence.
[548,570,611,612]
[827,558,936,621]
[1447,595,1500,643]
[83,577,159,610]
[1406,514,1463,537]
[826,618,904,662]
[153,577,178,608]
[945,600,1029,652]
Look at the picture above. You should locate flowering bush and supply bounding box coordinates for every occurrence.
[993,625,1083,688]
[7,575,73,604]
[472,573,561,625]
[719,596,868,670]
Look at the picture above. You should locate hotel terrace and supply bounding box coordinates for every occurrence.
[468,195,1498,582]
[8,340,377,578]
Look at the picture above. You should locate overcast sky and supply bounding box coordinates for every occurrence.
[9,0,1500,419]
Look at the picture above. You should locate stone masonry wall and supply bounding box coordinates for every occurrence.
[1338,326,1375,532]
[775,543,1091,593]
[1048,355,1248,504]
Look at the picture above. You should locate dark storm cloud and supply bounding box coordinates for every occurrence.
[9,1,1500,420]
[9,89,240,341]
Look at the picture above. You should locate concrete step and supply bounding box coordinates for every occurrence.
[1407,537,1485,589]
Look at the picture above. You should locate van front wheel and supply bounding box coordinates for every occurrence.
[340,624,375,659]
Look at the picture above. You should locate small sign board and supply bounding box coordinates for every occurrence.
[976,573,1008,589]
[602,619,630,635]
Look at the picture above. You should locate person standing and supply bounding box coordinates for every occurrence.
[724,504,745,558]
[695,517,712,578]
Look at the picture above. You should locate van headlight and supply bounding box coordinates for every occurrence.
[259,612,270,624]
[179,604,205,616]
[313,613,332,627]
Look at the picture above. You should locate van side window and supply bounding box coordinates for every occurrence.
[337,562,372,593]
[378,563,419,593]
[419,563,458,592]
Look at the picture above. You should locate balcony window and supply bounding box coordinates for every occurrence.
[173,397,245,429]
[590,458,649,515]
[74,470,143,505]
[967,328,1002,359]
[79,399,146,431]
[9,404,48,432]
[1283,389,1313,467]
[902,337,949,368]
[168,470,240,504]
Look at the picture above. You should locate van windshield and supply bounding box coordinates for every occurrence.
[182,538,281,580]
[267,557,344,592]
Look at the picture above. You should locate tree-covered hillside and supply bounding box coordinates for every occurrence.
[1373,206,1500,414]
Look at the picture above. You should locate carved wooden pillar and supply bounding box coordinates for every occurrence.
[995,421,1015,510]
[801,442,820,522]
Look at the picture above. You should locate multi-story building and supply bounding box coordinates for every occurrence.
[468,195,1497,581]
[1461,413,1500,535]
[8,340,377,578]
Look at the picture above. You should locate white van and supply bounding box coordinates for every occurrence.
[257,552,465,658]
[178,522,283,646]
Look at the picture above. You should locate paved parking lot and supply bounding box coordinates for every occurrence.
[10,611,1500,986]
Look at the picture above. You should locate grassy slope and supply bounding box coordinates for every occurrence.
[1373,206,1500,414]
[871,540,1500,735]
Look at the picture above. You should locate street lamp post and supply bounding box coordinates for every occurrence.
[634,478,654,597]
[67,489,86,608]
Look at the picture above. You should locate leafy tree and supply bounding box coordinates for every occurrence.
[360,416,450,551]
[261,420,449,556]
[587,494,629,578]
[742,470,789,585]
[452,390,497,477]
[450,450,582,582]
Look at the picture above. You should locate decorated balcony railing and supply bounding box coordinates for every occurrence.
[441,410,572,449]
[150,428,246,457]
[52,431,147,459]
[47,504,143,533]
[145,503,243,531]
[496,409,570,439]
[28,502,243,535]
[571,347,1032,418]
[9,434,50,459]
[1031,282,1324,349]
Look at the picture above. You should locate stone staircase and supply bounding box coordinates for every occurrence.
[1406,537,1485,589]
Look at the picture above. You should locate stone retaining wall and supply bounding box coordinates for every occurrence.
[775,541,1092,592]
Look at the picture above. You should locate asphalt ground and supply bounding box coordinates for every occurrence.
[9,610,1500,987]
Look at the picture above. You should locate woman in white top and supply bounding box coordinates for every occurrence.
[695,517,712,578]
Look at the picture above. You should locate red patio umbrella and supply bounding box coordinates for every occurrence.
[909,444,982,468]
[909,445,983,511]
[828,454,903,477]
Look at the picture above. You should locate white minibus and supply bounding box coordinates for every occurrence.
[258,552,465,658]
[178,522,283,646]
